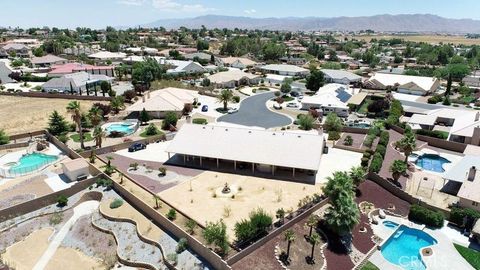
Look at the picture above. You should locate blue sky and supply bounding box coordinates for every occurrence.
[1,0,480,29]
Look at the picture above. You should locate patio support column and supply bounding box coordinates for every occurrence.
[183,154,186,164]
[216,158,219,168]
[234,160,237,171]
[167,152,171,159]
[272,165,275,176]
[252,163,255,174]
[293,168,295,178]
[200,157,202,167]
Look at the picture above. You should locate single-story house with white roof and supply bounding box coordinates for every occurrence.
[88,51,127,61]
[444,155,480,211]
[126,87,198,118]
[365,73,440,96]
[300,83,355,117]
[31,54,68,68]
[216,57,257,69]
[166,124,324,178]
[259,64,310,77]
[164,60,206,75]
[124,47,158,55]
[42,71,113,94]
[321,69,362,85]
[207,69,261,88]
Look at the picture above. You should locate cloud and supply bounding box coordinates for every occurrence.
[117,0,146,6]
[152,0,215,12]
[244,9,257,14]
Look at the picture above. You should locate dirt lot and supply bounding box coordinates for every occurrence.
[0,96,106,135]
[349,35,480,45]
[159,171,322,239]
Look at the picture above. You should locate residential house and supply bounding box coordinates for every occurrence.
[216,57,257,69]
[48,63,115,77]
[42,71,113,94]
[162,60,206,75]
[300,83,356,117]
[444,156,480,211]
[184,52,212,62]
[321,69,362,85]
[462,70,480,88]
[365,73,440,96]
[207,69,261,88]
[259,64,310,77]
[0,43,30,58]
[31,54,68,68]
[279,57,306,66]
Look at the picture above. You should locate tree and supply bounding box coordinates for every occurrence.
[390,160,407,183]
[306,215,319,238]
[284,229,296,261]
[309,233,321,263]
[349,166,366,187]
[396,128,416,163]
[162,112,178,130]
[276,208,286,224]
[201,78,211,87]
[93,125,106,148]
[145,123,159,136]
[298,115,315,131]
[100,81,110,97]
[47,110,69,136]
[110,96,125,114]
[88,106,103,127]
[66,101,85,149]
[324,191,359,237]
[445,73,452,97]
[0,129,9,145]
[217,89,233,111]
[185,219,197,235]
[196,39,209,51]
[323,113,342,132]
[305,70,325,92]
[203,220,229,255]
[280,78,292,95]
[139,108,151,125]
[322,171,354,202]
[57,195,68,207]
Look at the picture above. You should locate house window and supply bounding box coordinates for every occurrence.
[473,201,479,207]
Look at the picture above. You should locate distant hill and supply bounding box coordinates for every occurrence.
[143,14,480,33]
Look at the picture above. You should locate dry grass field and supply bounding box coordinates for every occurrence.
[0,96,106,135]
[350,35,480,45]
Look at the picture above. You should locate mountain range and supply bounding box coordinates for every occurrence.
[143,14,480,33]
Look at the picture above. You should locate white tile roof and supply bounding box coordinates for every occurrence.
[321,69,362,81]
[126,87,198,112]
[368,73,438,92]
[166,124,324,171]
[207,70,260,84]
[261,64,309,73]
[88,51,126,60]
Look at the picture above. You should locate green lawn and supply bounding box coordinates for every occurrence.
[70,133,93,142]
[139,129,165,138]
[361,261,379,270]
[454,244,480,270]
[357,98,373,114]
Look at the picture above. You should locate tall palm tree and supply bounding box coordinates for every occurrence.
[284,229,296,261]
[306,215,319,238]
[309,233,321,263]
[93,126,106,148]
[349,166,366,187]
[88,106,103,127]
[396,130,417,163]
[324,194,360,237]
[217,89,233,111]
[390,160,407,183]
[66,101,85,149]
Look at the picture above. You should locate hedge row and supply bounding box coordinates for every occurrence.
[408,204,444,228]
[415,129,449,140]
[449,207,480,226]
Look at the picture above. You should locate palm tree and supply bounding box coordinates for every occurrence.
[306,215,319,238]
[309,233,321,263]
[349,166,366,187]
[324,194,360,237]
[390,160,407,183]
[93,126,106,148]
[217,89,233,111]
[66,101,85,149]
[284,229,296,262]
[88,106,103,127]
[396,128,417,163]
[110,96,125,114]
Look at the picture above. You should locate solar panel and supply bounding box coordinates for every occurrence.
[336,90,352,103]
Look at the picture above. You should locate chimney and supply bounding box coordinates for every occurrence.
[467,166,477,182]
[472,126,480,146]
[142,95,146,103]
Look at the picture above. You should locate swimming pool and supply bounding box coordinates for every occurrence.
[104,122,137,136]
[381,225,437,270]
[413,154,451,173]
[9,153,58,175]
[383,220,399,229]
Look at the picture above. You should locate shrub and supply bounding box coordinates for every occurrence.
[158,166,167,176]
[363,151,371,159]
[368,153,383,173]
[145,123,159,136]
[110,198,124,209]
[185,219,197,234]
[379,131,390,146]
[176,238,188,253]
[49,212,64,225]
[167,209,177,220]
[57,134,69,144]
[343,135,353,146]
[234,219,255,243]
[427,95,443,104]
[415,129,449,140]
[328,131,341,141]
[192,118,208,125]
[375,144,386,158]
[408,204,444,228]
[361,157,370,167]
[449,207,480,227]
[234,208,272,244]
[443,96,451,106]
[162,112,178,130]
[363,134,375,148]
[57,195,68,207]
[232,96,240,103]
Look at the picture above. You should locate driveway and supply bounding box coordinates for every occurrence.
[217,92,292,128]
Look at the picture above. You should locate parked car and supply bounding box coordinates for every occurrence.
[128,142,146,152]
[297,95,304,100]
[201,105,208,112]
[290,91,300,97]
[227,108,238,114]
[286,102,298,108]
[273,104,282,110]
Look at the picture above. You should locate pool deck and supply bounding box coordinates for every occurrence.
[370,215,475,270]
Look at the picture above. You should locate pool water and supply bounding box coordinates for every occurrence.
[105,123,135,135]
[383,220,399,229]
[381,225,437,270]
[9,153,58,175]
[414,154,450,173]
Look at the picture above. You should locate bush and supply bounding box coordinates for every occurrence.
[415,129,449,140]
[378,131,390,146]
[232,96,240,103]
[57,134,69,144]
[375,144,386,158]
[343,135,353,146]
[328,131,341,141]
[234,208,272,244]
[408,204,444,228]
[427,95,443,104]
[176,238,188,253]
[361,157,370,167]
[145,123,159,136]
[449,207,480,227]
[363,151,371,159]
[369,153,383,173]
[162,112,178,130]
[110,198,124,209]
[167,209,177,220]
[443,96,451,106]
[192,118,208,125]
[57,195,68,207]
[363,134,376,148]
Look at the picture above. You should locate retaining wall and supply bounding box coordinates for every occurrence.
[342,126,369,134]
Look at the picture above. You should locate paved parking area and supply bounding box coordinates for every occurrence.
[218,92,292,128]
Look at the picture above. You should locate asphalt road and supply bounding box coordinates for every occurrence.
[217,92,292,128]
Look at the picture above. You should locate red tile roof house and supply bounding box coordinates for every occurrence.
[48,62,115,77]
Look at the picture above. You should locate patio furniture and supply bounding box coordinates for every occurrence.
[379,209,386,219]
